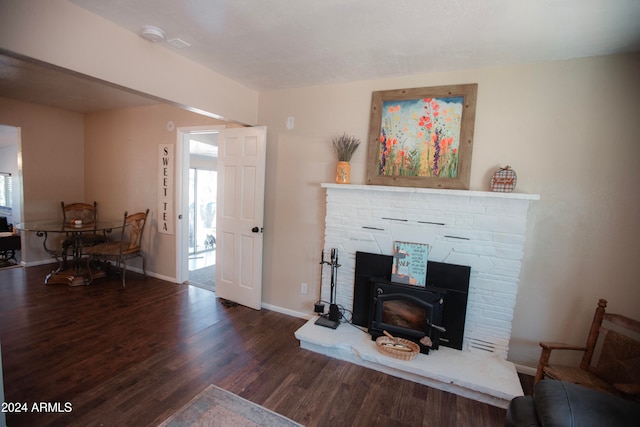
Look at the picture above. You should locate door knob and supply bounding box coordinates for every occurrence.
[252,226,260,233]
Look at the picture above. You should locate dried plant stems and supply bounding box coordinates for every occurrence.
[332,133,361,162]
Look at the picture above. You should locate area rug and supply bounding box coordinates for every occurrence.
[159,385,304,427]
[189,264,215,292]
[0,260,18,269]
[0,259,20,269]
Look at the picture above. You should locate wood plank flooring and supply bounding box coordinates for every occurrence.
[0,263,521,426]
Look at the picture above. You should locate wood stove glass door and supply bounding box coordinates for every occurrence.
[382,299,428,332]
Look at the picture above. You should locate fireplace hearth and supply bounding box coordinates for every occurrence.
[294,318,524,408]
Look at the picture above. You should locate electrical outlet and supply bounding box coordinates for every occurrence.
[301,282,308,295]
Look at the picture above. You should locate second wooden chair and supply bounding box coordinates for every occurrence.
[85,209,149,287]
[535,299,640,401]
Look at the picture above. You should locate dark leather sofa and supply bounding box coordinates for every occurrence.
[505,380,640,427]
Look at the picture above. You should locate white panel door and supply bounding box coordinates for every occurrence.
[215,126,266,310]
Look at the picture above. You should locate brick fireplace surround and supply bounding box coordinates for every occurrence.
[295,183,539,408]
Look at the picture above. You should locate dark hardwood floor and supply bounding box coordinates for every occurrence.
[0,263,525,426]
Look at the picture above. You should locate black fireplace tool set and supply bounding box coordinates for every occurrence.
[314,248,341,329]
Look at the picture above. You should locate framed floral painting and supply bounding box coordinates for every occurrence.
[366,84,478,189]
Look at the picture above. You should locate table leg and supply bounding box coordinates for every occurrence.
[39,231,90,286]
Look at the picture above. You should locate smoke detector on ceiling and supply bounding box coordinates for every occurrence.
[140,25,165,43]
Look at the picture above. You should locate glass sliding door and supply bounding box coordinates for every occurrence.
[188,168,217,255]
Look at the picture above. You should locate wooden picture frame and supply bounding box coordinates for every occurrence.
[366,84,478,189]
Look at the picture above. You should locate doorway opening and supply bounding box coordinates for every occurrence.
[185,130,219,291]
[0,124,22,268]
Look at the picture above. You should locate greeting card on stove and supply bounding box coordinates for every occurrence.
[391,241,430,287]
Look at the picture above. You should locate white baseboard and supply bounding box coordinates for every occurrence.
[514,364,537,376]
[125,266,177,283]
[19,261,180,285]
[21,259,55,267]
[261,302,312,320]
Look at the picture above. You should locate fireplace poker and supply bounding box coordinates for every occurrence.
[314,249,327,315]
[328,248,341,322]
[315,247,341,329]
[329,248,337,303]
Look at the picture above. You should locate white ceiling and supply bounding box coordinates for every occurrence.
[69,0,640,90]
[0,54,162,113]
[1,0,639,114]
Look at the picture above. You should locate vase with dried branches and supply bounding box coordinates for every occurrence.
[332,133,361,184]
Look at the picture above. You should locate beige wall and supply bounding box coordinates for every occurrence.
[258,53,640,368]
[2,0,638,369]
[0,0,259,125]
[84,104,226,279]
[0,96,85,263]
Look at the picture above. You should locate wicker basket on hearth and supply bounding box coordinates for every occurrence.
[375,336,420,360]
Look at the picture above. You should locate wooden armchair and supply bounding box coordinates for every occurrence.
[60,201,107,268]
[535,299,640,401]
[85,209,149,287]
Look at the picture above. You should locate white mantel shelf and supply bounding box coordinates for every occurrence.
[321,183,540,201]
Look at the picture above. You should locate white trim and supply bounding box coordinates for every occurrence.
[514,363,537,377]
[321,183,540,200]
[18,262,179,284]
[175,125,225,284]
[261,302,313,320]
[21,259,55,267]
[119,266,175,283]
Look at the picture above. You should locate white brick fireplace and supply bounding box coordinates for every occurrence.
[295,183,539,407]
[320,183,539,359]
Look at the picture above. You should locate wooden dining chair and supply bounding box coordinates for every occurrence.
[85,209,149,287]
[535,299,640,401]
[60,201,107,269]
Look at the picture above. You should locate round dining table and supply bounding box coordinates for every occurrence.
[17,219,123,286]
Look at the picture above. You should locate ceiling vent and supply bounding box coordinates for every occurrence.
[168,38,191,49]
[140,25,165,43]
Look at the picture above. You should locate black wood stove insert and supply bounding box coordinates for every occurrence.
[353,251,471,352]
[369,279,445,353]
